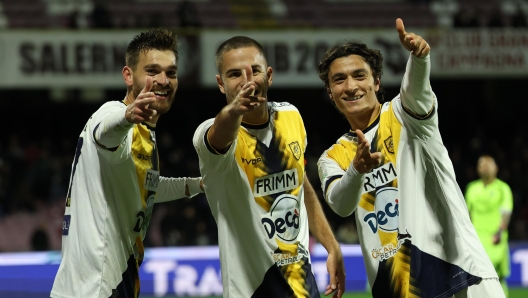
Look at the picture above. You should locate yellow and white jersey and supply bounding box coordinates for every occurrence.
[318,96,497,297]
[51,101,159,298]
[193,102,319,298]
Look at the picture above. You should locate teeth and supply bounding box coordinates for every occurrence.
[154,91,168,95]
[345,95,363,101]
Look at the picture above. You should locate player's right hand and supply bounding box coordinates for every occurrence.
[353,129,382,174]
[396,18,430,58]
[125,76,158,123]
[228,64,266,115]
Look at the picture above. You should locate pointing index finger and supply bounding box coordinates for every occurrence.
[356,129,366,143]
[244,64,255,96]
[245,64,253,83]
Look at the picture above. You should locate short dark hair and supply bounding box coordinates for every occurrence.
[318,41,385,103]
[126,28,178,70]
[215,36,267,74]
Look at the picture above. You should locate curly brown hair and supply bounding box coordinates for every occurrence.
[126,28,178,70]
[318,41,386,103]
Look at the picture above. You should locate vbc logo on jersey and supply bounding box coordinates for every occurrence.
[261,194,300,242]
[363,187,399,234]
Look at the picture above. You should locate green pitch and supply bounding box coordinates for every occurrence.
[141,287,528,298]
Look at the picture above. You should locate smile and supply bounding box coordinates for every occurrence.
[343,94,364,101]
[154,91,169,96]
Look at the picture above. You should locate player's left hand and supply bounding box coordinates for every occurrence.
[325,249,345,298]
[396,18,430,58]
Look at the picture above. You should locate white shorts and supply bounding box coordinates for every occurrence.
[452,278,505,298]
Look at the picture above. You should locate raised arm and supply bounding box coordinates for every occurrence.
[95,77,158,150]
[396,18,434,118]
[207,65,265,152]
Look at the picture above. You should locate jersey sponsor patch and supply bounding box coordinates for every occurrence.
[317,162,328,181]
[254,168,299,197]
[145,169,159,191]
[384,136,394,154]
[271,243,309,266]
[261,194,301,242]
[363,187,399,234]
[363,162,397,193]
[288,141,302,160]
[62,215,71,235]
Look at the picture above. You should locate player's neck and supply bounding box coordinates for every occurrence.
[482,177,495,186]
[242,102,269,126]
[347,104,381,131]
[124,92,135,106]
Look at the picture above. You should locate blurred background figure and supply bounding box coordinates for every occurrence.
[177,0,202,28]
[430,0,460,28]
[453,6,480,27]
[465,155,513,297]
[30,223,50,251]
[0,2,8,29]
[89,0,111,29]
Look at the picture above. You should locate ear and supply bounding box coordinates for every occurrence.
[123,66,133,87]
[216,74,225,94]
[374,76,380,92]
[327,87,333,101]
[266,66,273,87]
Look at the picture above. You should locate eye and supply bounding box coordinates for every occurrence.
[228,71,241,78]
[252,68,261,74]
[333,77,344,84]
[167,71,177,78]
[146,69,157,75]
[356,73,366,79]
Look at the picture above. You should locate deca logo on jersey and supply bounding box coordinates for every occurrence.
[363,187,399,234]
[261,194,300,242]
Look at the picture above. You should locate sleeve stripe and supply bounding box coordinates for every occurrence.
[93,123,119,152]
[204,126,231,155]
[324,175,343,198]
[401,103,436,120]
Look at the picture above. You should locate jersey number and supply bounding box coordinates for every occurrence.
[133,211,146,232]
[66,137,84,207]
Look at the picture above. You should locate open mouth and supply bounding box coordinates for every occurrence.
[153,90,169,99]
[343,94,364,102]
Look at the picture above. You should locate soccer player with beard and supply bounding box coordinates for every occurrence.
[316,19,504,297]
[51,28,203,298]
[193,36,345,298]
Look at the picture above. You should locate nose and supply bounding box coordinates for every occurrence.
[154,72,169,86]
[344,77,358,93]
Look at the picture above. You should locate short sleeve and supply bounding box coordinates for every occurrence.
[318,150,346,199]
[192,118,238,174]
[501,182,513,213]
[88,102,132,164]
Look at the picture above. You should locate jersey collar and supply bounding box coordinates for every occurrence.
[347,104,381,137]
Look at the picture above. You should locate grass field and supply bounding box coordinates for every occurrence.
[141,287,528,298]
